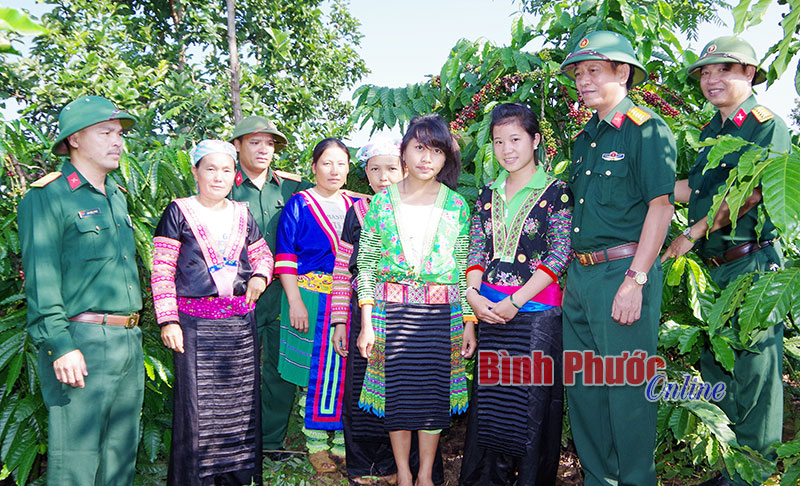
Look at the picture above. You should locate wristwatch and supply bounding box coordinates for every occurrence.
[682,227,697,244]
[625,269,648,285]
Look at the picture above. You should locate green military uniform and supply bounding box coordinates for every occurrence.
[686,37,791,486]
[18,97,143,485]
[229,116,312,449]
[560,32,677,486]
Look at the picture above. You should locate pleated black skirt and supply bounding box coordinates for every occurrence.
[168,311,262,486]
[384,302,452,431]
[460,307,563,486]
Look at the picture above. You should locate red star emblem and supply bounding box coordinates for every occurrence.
[67,172,81,190]
[733,108,747,127]
[611,111,625,128]
[235,171,243,187]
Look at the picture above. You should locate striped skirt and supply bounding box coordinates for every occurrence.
[168,311,261,486]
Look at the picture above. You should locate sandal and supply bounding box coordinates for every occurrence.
[308,450,337,474]
[351,476,381,485]
[380,473,397,485]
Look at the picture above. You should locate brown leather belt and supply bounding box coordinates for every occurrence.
[705,240,772,269]
[574,242,638,266]
[69,312,140,328]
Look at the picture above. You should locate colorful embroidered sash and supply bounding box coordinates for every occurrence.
[174,198,248,297]
[178,295,254,319]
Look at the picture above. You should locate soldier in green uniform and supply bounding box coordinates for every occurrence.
[560,31,677,485]
[229,116,312,457]
[18,96,144,485]
[662,36,790,486]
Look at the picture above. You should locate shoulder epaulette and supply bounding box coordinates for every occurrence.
[274,169,303,182]
[30,171,62,188]
[626,106,652,126]
[117,184,127,193]
[751,106,774,123]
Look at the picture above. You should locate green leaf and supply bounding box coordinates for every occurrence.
[4,353,22,392]
[630,15,645,36]
[762,151,800,241]
[0,7,47,35]
[657,1,673,19]
[383,106,396,128]
[677,326,701,354]
[707,273,752,334]
[738,268,799,344]
[143,420,161,462]
[777,439,800,458]
[701,136,751,174]
[666,255,686,286]
[618,0,634,24]
[511,15,525,48]
[681,400,736,445]
[710,335,736,372]
[782,462,800,486]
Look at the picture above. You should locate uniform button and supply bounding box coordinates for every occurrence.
[605,170,612,176]
[579,198,584,204]
[720,163,727,168]
[585,170,591,175]
[264,211,268,215]
[129,285,133,289]
[689,219,695,223]
[590,142,597,148]
[695,189,700,194]
[117,223,120,227]
[124,255,128,260]
[574,227,580,233]
[95,225,100,230]
[47,350,52,356]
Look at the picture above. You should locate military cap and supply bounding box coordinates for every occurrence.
[686,36,766,85]
[560,30,649,87]
[52,96,137,155]
[229,116,288,151]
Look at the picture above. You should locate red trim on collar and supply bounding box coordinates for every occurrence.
[66,172,81,190]
[234,171,243,187]
[732,108,747,127]
[611,111,625,129]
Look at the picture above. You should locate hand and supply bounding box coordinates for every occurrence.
[161,323,184,353]
[466,291,505,324]
[332,324,348,357]
[245,276,267,306]
[53,349,88,388]
[492,297,519,322]
[661,235,695,263]
[461,322,477,359]
[357,309,375,359]
[611,278,643,326]
[288,298,309,333]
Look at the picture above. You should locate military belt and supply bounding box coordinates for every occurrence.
[69,312,140,328]
[704,240,773,269]
[574,242,638,266]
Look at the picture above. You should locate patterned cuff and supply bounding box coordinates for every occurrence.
[274,253,298,275]
[247,238,274,285]
[466,264,485,275]
[358,298,375,308]
[537,263,558,282]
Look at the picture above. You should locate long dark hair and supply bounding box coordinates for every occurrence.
[490,103,541,165]
[401,114,461,190]
[312,137,350,165]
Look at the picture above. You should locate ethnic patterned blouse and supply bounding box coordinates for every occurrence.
[467,170,573,300]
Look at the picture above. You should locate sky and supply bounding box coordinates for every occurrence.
[5,0,798,144]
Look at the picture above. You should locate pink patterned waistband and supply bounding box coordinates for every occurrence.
[178,295,255,319]
[482,281,562,306]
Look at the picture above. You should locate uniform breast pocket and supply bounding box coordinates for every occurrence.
[74,217,116,260]
[596,162,630,206]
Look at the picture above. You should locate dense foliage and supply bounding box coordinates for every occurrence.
[2,0,800,484]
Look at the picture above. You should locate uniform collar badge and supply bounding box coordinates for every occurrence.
[66,172,81,190]
[732,108,748,127]
[234,171,243,187]
[602,151,625,161]
[610,111,625,128]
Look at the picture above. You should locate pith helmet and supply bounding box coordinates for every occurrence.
[686,36,766,85]
[560,30,649,87]
[51,96,137,155]
[229,116,288,151]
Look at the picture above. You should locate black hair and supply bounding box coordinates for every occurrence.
[610,61,635,90]
[400,114,461,190]
[489,103,541,165]
[312,137,350,165]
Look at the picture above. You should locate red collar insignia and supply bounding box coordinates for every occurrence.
[66,172,81,190]
[611,111,625,129]
[732,108,747,127]
[235,171,243,187]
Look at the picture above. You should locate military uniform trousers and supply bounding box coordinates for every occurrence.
[256,283,297,449]
[562,257,662,486]
[700,245,783,486]
[39,321,143,486]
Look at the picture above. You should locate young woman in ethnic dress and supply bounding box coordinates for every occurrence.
[274,138,354,473]
[459,103,573,486]
[356,115,477,486]
[151,140,274,486]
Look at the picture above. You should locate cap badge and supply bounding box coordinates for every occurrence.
[579,38,589,48]
[707,44,717,53]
